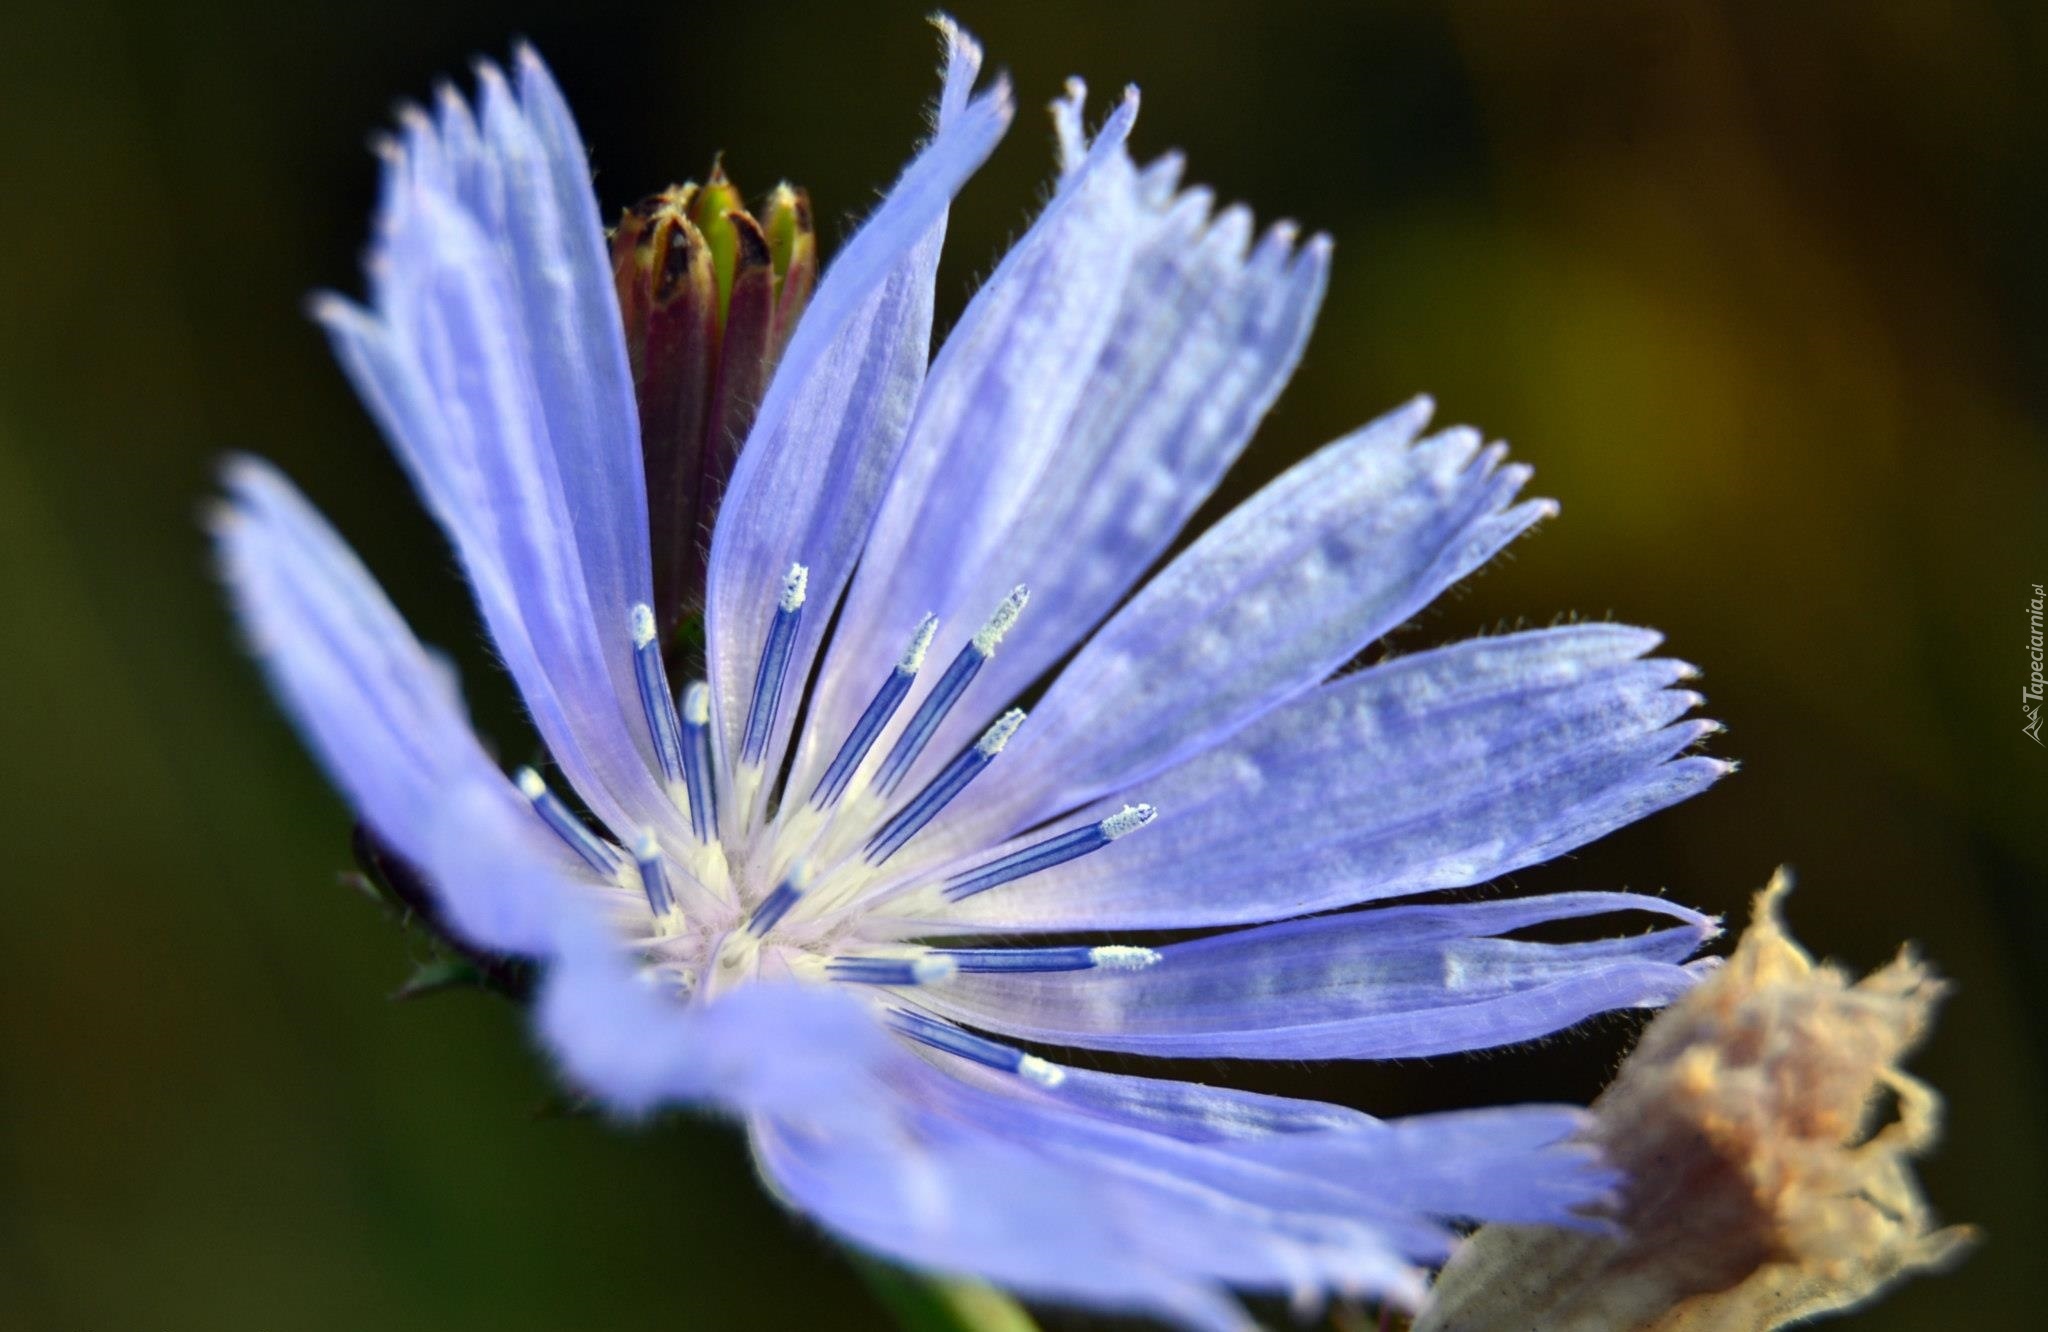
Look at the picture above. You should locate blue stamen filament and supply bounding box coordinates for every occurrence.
[514,767,622,876]
[679,681,717,842]
[747,865,809,937]
[872,586,1027,798]
[887,1008,1064,1086]
[866,709,1024,865]
[740,564,807,766]
[812,613,937,809]
[633,831,677,921]
[630,604,687,786]
[825,954,959,986]
[943,803,1156,901]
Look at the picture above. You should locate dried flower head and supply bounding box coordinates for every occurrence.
[1418,870,1976,1332]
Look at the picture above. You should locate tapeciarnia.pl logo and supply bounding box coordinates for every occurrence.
[2026,582,2045,745]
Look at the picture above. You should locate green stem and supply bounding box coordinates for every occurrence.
[852,1256,1041,1332]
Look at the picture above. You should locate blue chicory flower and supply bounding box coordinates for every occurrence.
[214,21,1730,1329]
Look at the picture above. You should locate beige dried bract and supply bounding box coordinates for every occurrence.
[1416,871,1975,1332]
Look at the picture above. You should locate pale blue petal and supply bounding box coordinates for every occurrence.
[912,891,1716,1059]
[317,56,683,845]
[703,26,1013,801]
[1227,1105,1616,1229]
[212,459,604,954]
[888,625,1722,930]
[538,944,896,1126]
[753,1048,1437,1324]
[389,53,647,629]
[790,84,1328,808]
[935,398,1554,847]
[752,1116,1264,1332]
[910,223,1327,775]
[940,1059,1615,1236]
[497,49,652,633]
[894,1054,1448,1276]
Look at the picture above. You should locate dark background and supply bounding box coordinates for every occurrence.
[3,2,2042,1328]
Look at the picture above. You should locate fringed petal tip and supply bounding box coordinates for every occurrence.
[1052,77,1142,173]
[929,12,1010,133]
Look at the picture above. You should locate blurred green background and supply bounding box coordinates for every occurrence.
[3,1,2042,1328]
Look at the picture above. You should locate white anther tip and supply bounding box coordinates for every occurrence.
[1089,945,1161,971]
[976,708,1026,756]
[629,602,658,647]
[514,767,546,799]
[900,614,939,674]
[972,585,1031,656]
[911,956,959,984]
[780,563,809,611]
[1018,1055,1065,1087]
[1100,804,1156,839]
[682,681,711,725]
[633,830,662,862]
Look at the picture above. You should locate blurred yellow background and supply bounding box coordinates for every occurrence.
[2,2,2041,1328]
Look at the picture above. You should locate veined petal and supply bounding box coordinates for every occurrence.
[752,1115,1263,1332]
[704,24,1013,803]
[915,220,1328,778]
[945,1060,1616,1233]
[912,891,1717,1059]
[796,85,1141,786]
[212,459,610,954]
[794,84,1332,810]
[892,625,1722,930]
[1227,1105,1616,1229]
[754,1047,1440,1327]
[937,397,1553,847]
[387,56,647,632]
[496,49,651,634]
[318,59,684,844]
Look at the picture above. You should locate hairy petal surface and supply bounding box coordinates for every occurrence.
[705,26,1013,796]
[912,892,1717,1059]
[892,625,1723,930]
[791,86,1329,802]
[936,398,1556,850]
[315,57,682,844]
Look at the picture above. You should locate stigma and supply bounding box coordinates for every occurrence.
[740,563,808,766]
[514,766,623,876]
[866,709,1024,864]
[944,803,1156,901]
[633,830,681,930]
[630,603,688,787]
[873,586,1029,798]
[811,613,939,809]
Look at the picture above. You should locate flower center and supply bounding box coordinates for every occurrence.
[524,572,1166,1007]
